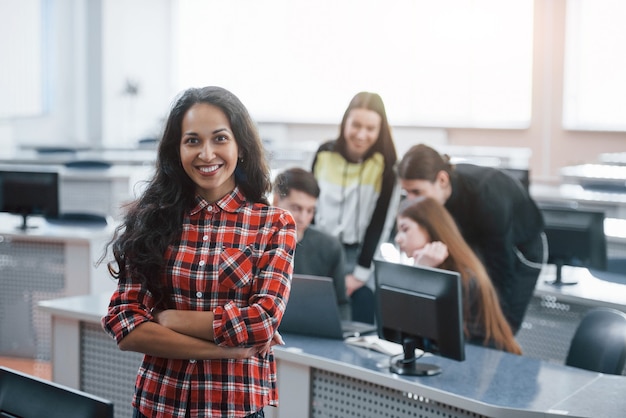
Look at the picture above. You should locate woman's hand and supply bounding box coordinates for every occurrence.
[258,331,285,357]
[413,241,448,268]
[225,345,261,360]
[345,274,364,297]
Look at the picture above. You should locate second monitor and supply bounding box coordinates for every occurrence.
[539,205,607,286]
[373,259,465,376]
[0,169,59,230]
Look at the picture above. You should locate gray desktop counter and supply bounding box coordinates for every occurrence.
[0,214,117,360]
[531,182,626,220]
[517,265,626,369]
[0,163,153,220]
[39,291,626,418]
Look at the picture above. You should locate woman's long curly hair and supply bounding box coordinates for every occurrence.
[397,196,522,354]
[104,86,271,305]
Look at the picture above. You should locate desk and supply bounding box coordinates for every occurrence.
[600,152,626,166]
[517,265,626,371]
[0,214,115,360]
[0,163,153,220]
[0,148,156,167]
[39,292,626,418]
[531,183,626,220]
[560,164,626,191]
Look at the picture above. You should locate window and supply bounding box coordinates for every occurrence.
[563,0,626,131]
[0,0,45,119]
[174,0,533,128]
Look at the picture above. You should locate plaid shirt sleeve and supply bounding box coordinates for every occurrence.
[213,205,296,347]
[101,263,156,344]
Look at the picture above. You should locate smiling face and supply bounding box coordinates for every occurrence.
[179,103,239,202]
[343,108,381,162]
[394,215,431,257]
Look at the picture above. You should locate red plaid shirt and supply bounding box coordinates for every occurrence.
[102,187,296,417]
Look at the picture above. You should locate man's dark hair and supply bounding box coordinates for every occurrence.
[273,167,320,199]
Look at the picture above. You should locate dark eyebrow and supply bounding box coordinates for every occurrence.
[182,127,231,136]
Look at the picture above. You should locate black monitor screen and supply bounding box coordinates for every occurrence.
[374,259,465,376]
[0,170,60,230]
[500,167,530,191]
[0,366,114,418]
[540,205,607,285]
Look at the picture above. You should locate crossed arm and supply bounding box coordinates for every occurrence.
[118,310,283,360]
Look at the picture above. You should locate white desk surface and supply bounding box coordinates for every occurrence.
[0,213,115,242]
[537,264,626,310]
[531,182,626,205]
[0,149,156,166]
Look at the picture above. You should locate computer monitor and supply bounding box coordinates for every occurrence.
[0,169,60,230]
[373,259,465,376]
[500,167,530,191]
[540,205,607,286]
[0,367,114,418]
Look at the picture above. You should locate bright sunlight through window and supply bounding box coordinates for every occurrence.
[563,0,626,131]
[174,0,533,128]
[0,0,44,119]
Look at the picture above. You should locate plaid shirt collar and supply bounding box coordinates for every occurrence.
[189,186,246,216]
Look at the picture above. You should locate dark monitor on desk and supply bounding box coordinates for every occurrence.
[540,205,607,286]
[0,367,114,418]
[0,169,60,230]
[373,259,465,376]
[500,167,530,191]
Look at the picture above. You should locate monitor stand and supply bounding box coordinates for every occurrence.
[16,214,38,231]
[545,260,578,286]
[389,337,441,377]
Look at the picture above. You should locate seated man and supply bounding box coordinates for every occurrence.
[273,167,350,319]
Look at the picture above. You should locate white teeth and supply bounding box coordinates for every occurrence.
[199,165,219,173]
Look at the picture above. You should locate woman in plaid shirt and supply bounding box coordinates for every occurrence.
[101,86,296,418]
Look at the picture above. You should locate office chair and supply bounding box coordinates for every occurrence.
[0,367,114,418]
[606,257,626,278]
[137,137,159,148]
[565,308,626,375]
[64,160,112,169]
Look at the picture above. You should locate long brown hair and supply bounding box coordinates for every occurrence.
[397,196,522,354]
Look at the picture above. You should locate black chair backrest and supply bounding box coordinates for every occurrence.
[565,308,626,375]
[64,160,112,169]
[0,367,114,418]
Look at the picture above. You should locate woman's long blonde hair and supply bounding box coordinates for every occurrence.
[397,196,522,354]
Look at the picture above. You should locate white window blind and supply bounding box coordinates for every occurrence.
[174,0,533,128]
[563,0,626,131]
[0,0,44,119]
